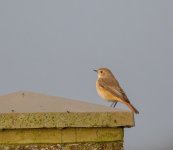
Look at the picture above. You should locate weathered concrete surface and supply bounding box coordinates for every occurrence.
[0,112,134,129]
[0,142,123,150]
[0,91,134,150]
[0,91,134,129]
[0,128,123,144]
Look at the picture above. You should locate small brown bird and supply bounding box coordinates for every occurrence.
[94,67,139,114]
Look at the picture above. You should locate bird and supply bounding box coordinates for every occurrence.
[94,67,139,114]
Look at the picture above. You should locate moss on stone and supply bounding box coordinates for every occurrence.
[0,142,123,150]
[0,112,134,130]
[0,128,123,144]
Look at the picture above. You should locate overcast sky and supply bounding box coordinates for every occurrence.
[0,1,173,150]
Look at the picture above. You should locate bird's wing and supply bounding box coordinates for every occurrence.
[98,78,130,103]
[115,85,130,102]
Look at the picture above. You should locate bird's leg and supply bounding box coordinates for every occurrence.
[110,102,117,107]
[113,102,118,108]
[110,102,114,107]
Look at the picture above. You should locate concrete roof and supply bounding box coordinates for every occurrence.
[0,91,127,113]
[0,91,134,129]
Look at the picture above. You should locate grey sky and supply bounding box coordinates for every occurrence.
[0,1,173,150]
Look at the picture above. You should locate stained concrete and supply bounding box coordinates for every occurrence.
[0,91,134,150]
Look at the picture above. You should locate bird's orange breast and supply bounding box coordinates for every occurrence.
[96,81,115,101]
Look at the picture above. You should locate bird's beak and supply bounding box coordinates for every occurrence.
[93,69,97,73]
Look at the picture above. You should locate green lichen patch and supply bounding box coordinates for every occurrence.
[0,128,123,144]
[0,142,123,150]
[0,112,134,130]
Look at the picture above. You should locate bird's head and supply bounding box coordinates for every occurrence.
[93,68,113,79]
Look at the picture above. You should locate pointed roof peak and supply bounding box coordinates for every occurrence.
[0,91,126,113]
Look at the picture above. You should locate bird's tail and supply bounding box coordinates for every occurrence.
[125,102,139,114]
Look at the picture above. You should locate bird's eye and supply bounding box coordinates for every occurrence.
[100,71,103,74]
